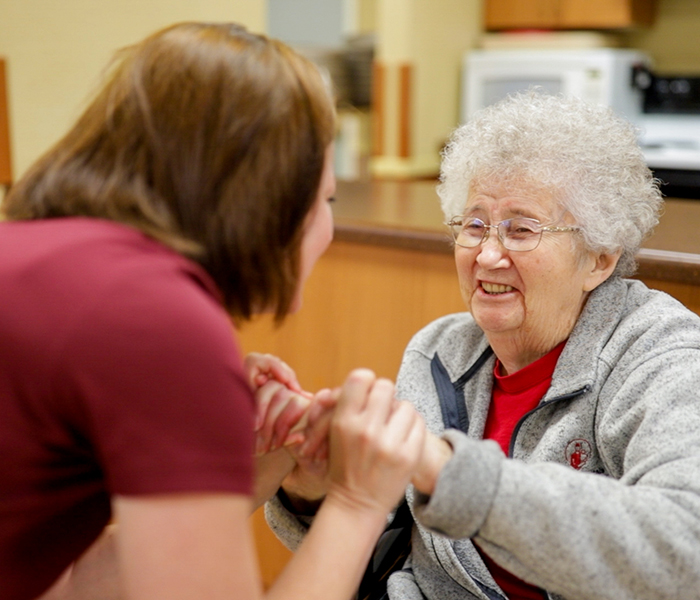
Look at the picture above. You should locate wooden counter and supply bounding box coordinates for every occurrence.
[329,179,700,317]
[332,179,700,285]
[243,178,700,589]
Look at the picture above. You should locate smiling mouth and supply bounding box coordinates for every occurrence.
[481,282,514,294]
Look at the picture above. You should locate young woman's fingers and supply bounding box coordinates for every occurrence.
[363,377,397,427]
[254,380,285,432]
[270,395,309,450]
[282,388,336,458]
[335,369,376,419]
[385,401,426,462]
[244,352,304,393]
[256,385,309,455]
[326,388,427,514]
[244,352,268,390]
[266,359,304,394]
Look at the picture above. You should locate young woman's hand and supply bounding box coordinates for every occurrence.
[253,384,335,510]
[252,379,311,508]
[254,380,311,456]
[244,352,304,394]
[325,369,426,515]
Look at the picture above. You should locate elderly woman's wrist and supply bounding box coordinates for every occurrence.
[278,485,325,516]
[412,433,454,496]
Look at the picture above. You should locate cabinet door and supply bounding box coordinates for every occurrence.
[485,0,656,30]
[485,0,559,30]
[559,0,656,28]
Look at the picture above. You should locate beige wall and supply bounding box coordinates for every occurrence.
[0,0,266,180]
[411,0,481,166]
[2,0,699,186]
[623,0,700,73]
[357,0,378,33]
[371,0,481,178]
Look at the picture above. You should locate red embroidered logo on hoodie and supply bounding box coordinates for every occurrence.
[565,439,592,470]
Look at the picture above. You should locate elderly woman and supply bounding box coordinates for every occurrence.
[266,92,700,600]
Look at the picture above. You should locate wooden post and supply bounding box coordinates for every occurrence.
[0,58,13,188]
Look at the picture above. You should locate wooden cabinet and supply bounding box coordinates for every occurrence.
[485,0,657,31]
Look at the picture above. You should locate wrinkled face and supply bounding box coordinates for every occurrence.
[289,144,336,313]
[455,183,598,362]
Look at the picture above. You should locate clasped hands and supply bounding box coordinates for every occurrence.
[245,353,453,514]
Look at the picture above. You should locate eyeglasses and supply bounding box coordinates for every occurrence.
[446,216,580,252]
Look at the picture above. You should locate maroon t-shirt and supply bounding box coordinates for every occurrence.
[0,218,255,600]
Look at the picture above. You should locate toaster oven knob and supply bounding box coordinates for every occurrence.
[632,65,653,90]
[670,79,691,95]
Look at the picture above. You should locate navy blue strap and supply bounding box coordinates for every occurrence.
[431,347,493,434]
[358,346,493,600]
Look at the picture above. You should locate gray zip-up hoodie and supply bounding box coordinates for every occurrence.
[266,277,700,600]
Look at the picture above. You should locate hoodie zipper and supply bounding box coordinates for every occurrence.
[507,385,591,458]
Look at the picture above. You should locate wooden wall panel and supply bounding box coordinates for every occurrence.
[237,241,465,391]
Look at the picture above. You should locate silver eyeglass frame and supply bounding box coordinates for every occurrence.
[446,216,581,252]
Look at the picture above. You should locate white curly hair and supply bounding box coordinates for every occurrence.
[437,90,663,277]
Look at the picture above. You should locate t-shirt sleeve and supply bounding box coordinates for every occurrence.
[57,267,255,497]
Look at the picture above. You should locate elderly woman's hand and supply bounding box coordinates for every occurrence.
[253,382,337,512]
[278,388,337,513]
[411,432,454,496]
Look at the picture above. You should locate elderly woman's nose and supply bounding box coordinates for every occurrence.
[476,233,509,266]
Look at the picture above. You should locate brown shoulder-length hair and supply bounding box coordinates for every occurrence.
[3,22,336,321]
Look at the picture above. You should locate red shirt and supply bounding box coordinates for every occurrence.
[478,342,566,600]
[0,218,255,600]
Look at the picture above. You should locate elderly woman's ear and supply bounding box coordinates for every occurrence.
[582,250,622,293]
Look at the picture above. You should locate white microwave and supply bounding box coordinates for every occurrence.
[462,48,650,126]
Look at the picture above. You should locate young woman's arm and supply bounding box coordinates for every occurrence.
[112,487,390,600]
[114,494,263,600]
[54,369,424,600]
[35,525,121,600]
[269,370,426,600]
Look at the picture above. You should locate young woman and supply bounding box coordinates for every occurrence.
[0,22,427,600]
